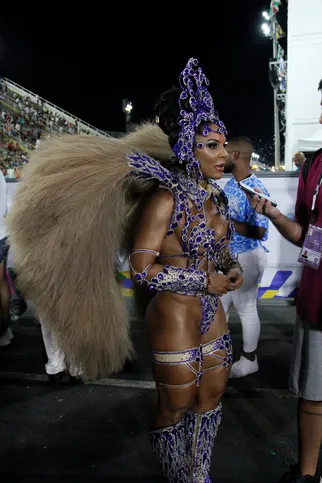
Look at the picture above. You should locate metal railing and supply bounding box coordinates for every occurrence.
[3,77,116,138]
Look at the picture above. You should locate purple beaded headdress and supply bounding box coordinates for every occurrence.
[172,58,227,180]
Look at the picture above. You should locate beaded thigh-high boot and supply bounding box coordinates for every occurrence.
[149,418,187,483]
[184,404,222,483]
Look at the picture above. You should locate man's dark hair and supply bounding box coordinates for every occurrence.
[318,79,322,91]
[227,136,253,151]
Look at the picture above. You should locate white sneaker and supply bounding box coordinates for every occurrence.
[229,355,259,378]
[0,327,14,347]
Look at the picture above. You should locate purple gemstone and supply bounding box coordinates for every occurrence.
[135,274,142,280]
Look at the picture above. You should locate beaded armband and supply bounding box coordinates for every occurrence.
[130,249,208,296]
[148,265,208,295]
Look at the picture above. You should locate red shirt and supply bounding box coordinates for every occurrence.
[296,153,322,323]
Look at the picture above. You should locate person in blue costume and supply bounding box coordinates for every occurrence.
[8,58,243,482]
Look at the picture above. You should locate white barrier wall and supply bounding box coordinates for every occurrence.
[285,0,322,170]
[7,175,302,300]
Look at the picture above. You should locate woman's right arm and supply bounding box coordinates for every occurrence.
[130,190,207,295]
[130,190,234,296]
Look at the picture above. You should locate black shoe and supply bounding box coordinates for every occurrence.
[69,375,84,385]
[47,371,65,386]
[279,465,321,482]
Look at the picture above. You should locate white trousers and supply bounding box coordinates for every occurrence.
[40,319,82,376]
[221,246,267,353]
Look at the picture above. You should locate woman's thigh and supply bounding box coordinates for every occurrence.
[195,301,232,408]
[145,292,202,413]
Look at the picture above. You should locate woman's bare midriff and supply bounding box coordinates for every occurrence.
[141,194,231,350]
[145,290,228,352]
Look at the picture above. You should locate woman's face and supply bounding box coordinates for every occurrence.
[194,123,228,180]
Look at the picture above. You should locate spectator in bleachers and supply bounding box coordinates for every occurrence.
[36,132,42,151]
[1,78,112,163]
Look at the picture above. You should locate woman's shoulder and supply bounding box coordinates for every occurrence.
[145,188,175,215]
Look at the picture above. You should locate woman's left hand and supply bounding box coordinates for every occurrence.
[226,269,243,291]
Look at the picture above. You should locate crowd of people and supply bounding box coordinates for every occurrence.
[0,108,33,177]
[0,77,106,178]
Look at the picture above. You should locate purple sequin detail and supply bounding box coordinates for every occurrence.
[148,265,207,296]
[172,58,227,181]
[200,295,218,335]
[202,332,233,368]
[149,419,186,482]
[184,405,222,482]
[127,152,238,334]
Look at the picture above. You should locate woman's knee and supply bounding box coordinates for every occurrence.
[202,379,226,404]
[156,385,197,425]
[207,388,225,408]
[193,388,225,413]
[194,368,229,412]
[157,407,188,426]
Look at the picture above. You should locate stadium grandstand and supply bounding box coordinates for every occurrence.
[0,77,121,178]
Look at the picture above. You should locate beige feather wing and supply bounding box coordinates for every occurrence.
[7,123,172,380]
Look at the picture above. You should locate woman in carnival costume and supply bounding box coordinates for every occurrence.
[7,58,243,482]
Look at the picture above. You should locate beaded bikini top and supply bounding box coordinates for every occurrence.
[127,152,234,271]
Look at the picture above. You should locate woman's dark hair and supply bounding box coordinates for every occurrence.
[154,86,209,152]
[154,86,188,149]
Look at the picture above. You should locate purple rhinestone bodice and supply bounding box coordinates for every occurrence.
[127,152,236,334]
